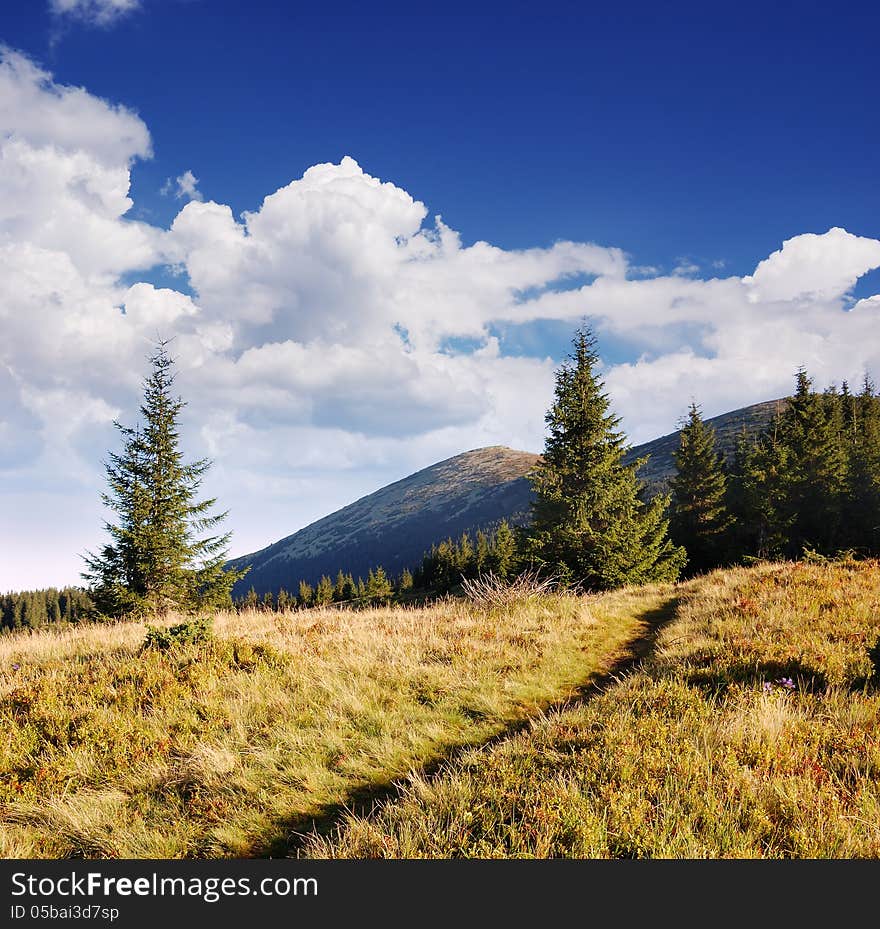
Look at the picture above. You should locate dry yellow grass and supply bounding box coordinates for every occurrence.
[304,560,880,859]
[0,586,666,858]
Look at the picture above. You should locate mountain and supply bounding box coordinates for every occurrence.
[229,446,539,596]
[230,399,785,596]
[630,397,785,492]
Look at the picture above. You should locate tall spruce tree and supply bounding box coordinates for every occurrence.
[844,376,880,553]
[82,341,246,617]
[523,325,685,589]
[727,416,792,560]
[669,403,731,574]
[778,369,846,555]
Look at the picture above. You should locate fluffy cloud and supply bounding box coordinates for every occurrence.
[0,50,150,165]
[2,48,880,588]
[163,168,203,202]
[742,227,880,303]
[49,0,140,26]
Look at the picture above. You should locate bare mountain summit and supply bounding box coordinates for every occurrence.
[229,446,539,596]
[230,399,784,596]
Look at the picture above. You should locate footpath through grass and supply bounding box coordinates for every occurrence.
[0,586,669,858]
[304,560,880,858]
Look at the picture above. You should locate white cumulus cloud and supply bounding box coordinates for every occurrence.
[2,48,880,589]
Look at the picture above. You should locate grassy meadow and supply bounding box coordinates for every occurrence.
[0,584,664,858]
[305,560,880,858]
[3,559,879,859]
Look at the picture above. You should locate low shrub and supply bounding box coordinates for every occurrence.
[143,616,213,651]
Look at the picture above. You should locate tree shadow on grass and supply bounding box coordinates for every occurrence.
[252,593,683,859]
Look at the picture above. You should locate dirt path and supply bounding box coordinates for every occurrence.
[262,591,683,858]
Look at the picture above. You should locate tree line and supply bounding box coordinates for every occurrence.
[0,587,94,633]
[670,371,880,573]
[234,520,519,611]
[251,327,880,604]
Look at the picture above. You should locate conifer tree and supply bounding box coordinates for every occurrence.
[491,520,517,578]
[844,376,880,553]
[298,579,314,607]
[669,403,731,574]
[82,342,246,617]
[365,567,393,604]
[398,568,414,592]
[778,369,846,555]
[727,420,791,560]
[456,533,474,576]
[315,575,334,606]
[333,570,347,602]
[243,585,259,611]
[523,325,685,588]
[475,530,490,574]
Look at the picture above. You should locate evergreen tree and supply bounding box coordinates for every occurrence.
[844,376,880,553]
[778,369,846,555]
[333,570,347,602]
[434,539,455,591]
[456,533,475,577]
[298,579,314,607]
[728,420,791,560]
[669,403,731,574]
[276,588,292,612]
[82,342,246,617]
[523,325,685,588]
[491,520,517,578]
[475,530,490,574]
[49,591,62,624]
[314,575,335,606]
[398,568,414,593]
[366,566,393,605]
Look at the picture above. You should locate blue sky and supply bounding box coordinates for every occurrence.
[2,0,879,588]
[8,1,880,277]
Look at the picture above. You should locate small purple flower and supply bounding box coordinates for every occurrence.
[11,664,20,671]
[778,677,795,690]
[762,681,773,692]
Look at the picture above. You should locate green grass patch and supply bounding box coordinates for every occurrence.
[304,560,880,858]
[0,587,664,858]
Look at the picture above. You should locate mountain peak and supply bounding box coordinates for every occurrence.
[230,399,784,596]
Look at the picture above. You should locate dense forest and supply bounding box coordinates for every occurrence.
[679,371,880,570]
[0,587,94,633]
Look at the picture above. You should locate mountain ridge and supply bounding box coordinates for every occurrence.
[230,398,785,596]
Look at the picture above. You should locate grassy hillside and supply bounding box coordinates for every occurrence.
[0,584,664,858]
[304,560,880,858]
[6,559,876,859]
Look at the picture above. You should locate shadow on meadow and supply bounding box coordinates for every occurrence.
[258,593,684,858]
